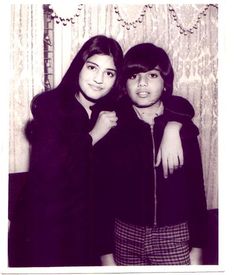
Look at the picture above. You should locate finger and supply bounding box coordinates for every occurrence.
[163,157,168,179]
[173,155,180,170]
[99,110,109,115]
[110,121,117,128]
[104,113,118,120]
[168,157,174,175]
[155,150,161,167]
[105,111,116,115]
[109,117,118,123]
[99,110,116,117]
[178,151,184,167]
[111,116,118,122]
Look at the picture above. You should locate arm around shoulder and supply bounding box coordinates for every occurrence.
[156,96,198,177]
[164,95,199,138]
[164,95,195,122]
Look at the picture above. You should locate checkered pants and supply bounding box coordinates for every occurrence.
[114,219,190,265]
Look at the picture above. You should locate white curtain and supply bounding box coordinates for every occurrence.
[9,4,44,173]
[9,4,218,209]
[52,4,218,209]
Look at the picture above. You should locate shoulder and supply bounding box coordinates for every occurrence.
[115,96,133,116]
[164,95,195,119]
[31,89,61,118]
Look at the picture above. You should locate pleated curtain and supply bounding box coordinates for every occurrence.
[9,4,218,209]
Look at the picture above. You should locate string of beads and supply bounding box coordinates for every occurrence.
[46,4,218,34]
[168,4,218,35]
[48,4,83,25]
[114,4,153,30]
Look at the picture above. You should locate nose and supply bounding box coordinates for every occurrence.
[138,74,148,87]
[94,70,103,84]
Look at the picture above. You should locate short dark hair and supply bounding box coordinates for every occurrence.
[58,35,123,100]
[122,43,174,102]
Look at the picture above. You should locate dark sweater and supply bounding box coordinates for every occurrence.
[9,89,106,267]
[9,90,202,266]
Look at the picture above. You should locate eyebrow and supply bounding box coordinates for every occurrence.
[86,60,117,72]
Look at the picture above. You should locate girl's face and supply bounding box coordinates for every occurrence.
[79,54,117,101]
[126,68,164,108]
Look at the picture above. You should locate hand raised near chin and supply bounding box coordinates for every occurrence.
[89,111,118,145]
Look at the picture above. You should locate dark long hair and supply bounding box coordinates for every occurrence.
[57,35,123,102]
[121,43,174,102]
[27,35,123,142]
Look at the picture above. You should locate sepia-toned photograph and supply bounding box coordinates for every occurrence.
[0,2,226,274]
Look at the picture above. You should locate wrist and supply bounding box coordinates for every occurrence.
[89,130,99,145]
[165,121,182,131]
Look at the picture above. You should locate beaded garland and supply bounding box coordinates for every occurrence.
[46,4,218,35]
[168,4,218,35]
[114,4,153,30]
[48,4,83,25]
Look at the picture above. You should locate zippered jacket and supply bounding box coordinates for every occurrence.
[93,95,207,256]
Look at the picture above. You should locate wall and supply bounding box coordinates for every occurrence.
[9,4,218,209]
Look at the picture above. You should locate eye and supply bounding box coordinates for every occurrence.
[129,74,137,80]
[106,71,116,78]
[148,73,158,78]
[87,64,97,71]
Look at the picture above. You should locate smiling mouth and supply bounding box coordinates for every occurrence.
[89,84,103,91]
[137,91,149,98]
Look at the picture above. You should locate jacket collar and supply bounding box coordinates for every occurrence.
[116,95,166,127]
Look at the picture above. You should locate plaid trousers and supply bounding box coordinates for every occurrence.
[114,218,190,265]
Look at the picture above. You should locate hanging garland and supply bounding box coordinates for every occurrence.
[168,4,218,35]
[45,3,218,33]
[48,4,83,25]
[114,4,153,30]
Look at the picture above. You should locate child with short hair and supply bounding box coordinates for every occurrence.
[94,43,207,265]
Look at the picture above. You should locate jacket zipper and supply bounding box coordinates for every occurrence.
[150,124,157,226]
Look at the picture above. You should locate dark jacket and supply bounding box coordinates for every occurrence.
[93,95,207,256]
[8,88,111,267]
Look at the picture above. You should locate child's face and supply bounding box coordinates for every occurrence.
[126,68,164,108]
[79,54,117,101]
